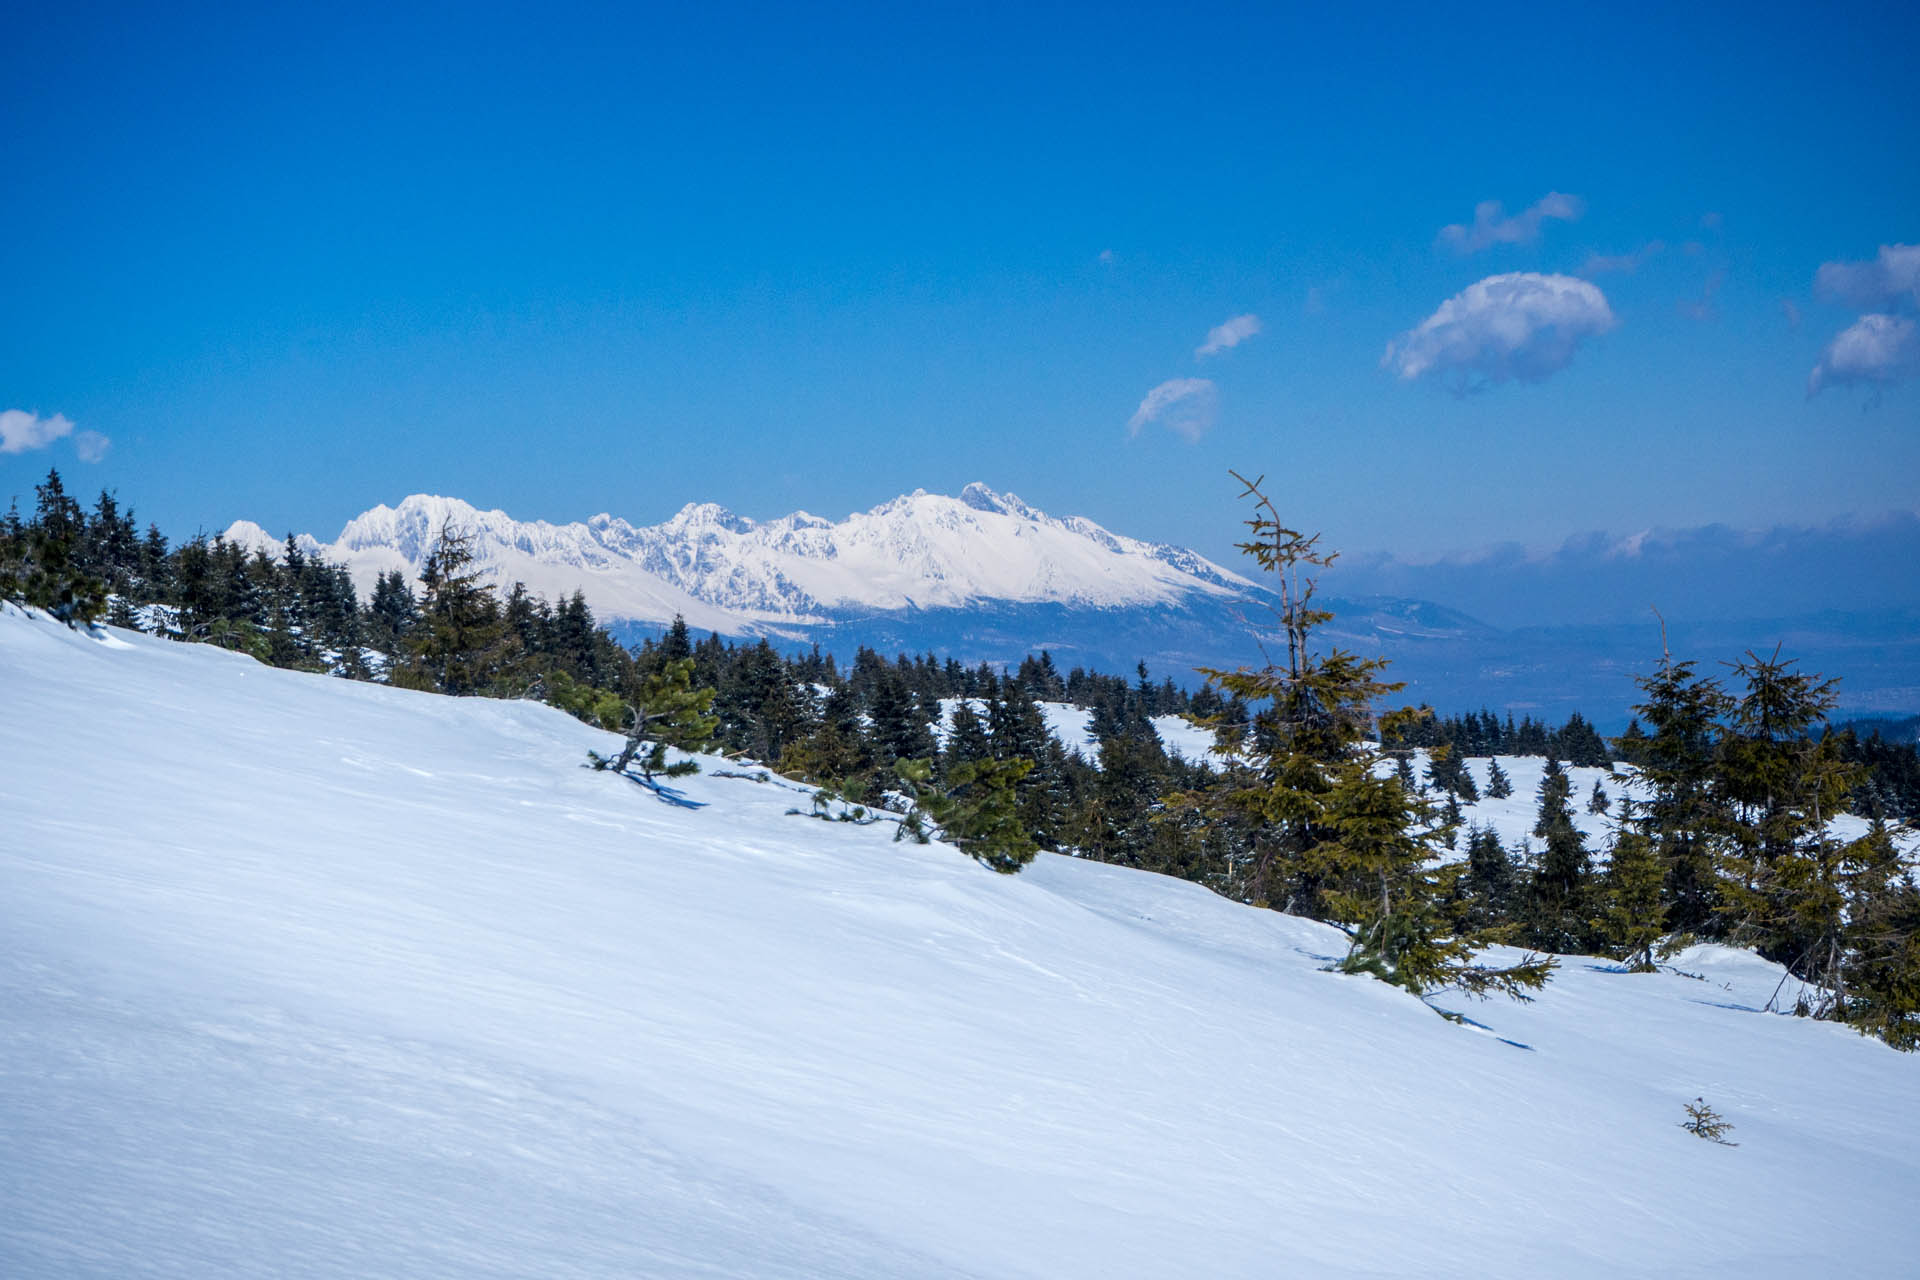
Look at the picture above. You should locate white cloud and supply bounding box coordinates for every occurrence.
[1098,248,1115,265]
[1127,378,1218,441]
[1580,241,1664,276]
[1437,192,1585,254]
[1382,272,1616,387]
[1195,313,1261,359]
[74,430,112,462]
[0,409,76,455]
[1807,313,1920,396]
[1814,244,1920,311]
[1780,298,1803,329]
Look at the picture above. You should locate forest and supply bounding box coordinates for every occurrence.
[6,467,1918,1048]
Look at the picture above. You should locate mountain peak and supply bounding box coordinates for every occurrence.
[959,481,1006,513]
[241,482,1254,629]
[665,502,755,535]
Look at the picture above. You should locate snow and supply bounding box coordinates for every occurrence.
[224,484,1253,631]
[5,604,1919,1278]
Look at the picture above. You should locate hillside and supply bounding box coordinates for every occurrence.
[4,606,1917,1278]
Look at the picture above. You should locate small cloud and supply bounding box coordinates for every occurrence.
[1814,243,1920,311]
[1580,240,1665,276]
[0,409,76,455]
[1701,211,1724,231]
[1780,298,1803,329]
[1383,272,1616,388]
[1303,285,1326,316]
[1195,313,1261,359]
[74,430,112,463]
[1437,192,1585,254]
[1808,313,1920,396]
[1679,269,1725,322]
[1127,378,1218,441]
[1098,248,1115,265]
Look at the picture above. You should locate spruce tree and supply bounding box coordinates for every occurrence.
[1628,650,1733,935]
[1718,649,1866,1012]
[395,522,517,694]
[23,470,106,627]
[1525,757,1593,952]
[1484,758,1514,799]
[1600,818,1667,971]
[1192,472,1551,1000]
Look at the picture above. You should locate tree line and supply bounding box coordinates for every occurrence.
[6,467,1917,1046]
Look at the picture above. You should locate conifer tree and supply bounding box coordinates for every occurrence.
[1587,779,1610,815]
[22,470,106,627]
[946,700,993,770]
[589,656,719,788]
[1525,757,1593,952]
[1460,826,1518,931]
[1600,816,1667,972]
[1191,471,1551,1000]
[394,522,517,694]
[1484,757,1514,799]
[1627,647,1733,935]
[894,756,1041,874]
[1718,649,1867,1011]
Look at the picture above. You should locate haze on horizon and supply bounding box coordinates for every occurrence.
[3,0,1915,600]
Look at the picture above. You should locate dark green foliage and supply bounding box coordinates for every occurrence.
[6,471,108,627]
[894,756,1041,873]
[16,473,1919,1046]
[588,657,719,787]
[1484,758,1513,799]
[1628,654,1735,935]
[1186,471,1551,1002]
[1523,757,1594,953]
[392,523,520,695]
[1459,826,1518,932]
[1600,825,1666,971]
[1425,743,1479,801]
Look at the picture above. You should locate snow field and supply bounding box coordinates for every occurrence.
[4,606,1918,1279]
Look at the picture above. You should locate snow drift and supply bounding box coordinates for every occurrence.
[3,606,1916,1278]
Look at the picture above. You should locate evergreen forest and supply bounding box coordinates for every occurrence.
[6,467,1918,1048]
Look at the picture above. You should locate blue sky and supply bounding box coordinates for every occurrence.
[3,0,1916,570]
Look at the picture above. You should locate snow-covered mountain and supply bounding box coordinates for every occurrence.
[226,483,1256,636]
[224,486,1919,723]
[8,604,1920,1277]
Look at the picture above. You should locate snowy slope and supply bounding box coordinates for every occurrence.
[225,484,1255,632]
[5,606,1919,1279]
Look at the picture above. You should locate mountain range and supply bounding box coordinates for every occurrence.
[228,485,1920,726]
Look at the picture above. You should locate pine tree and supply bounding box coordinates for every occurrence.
[946,700,993,770]
[1718,649,1866,1013]
[1587,779,1610,815]
[1628,648,1734,935]
[589,657,719,788]
[1460,826,1518,931]
[1600,817,1666,971]
[895,756,1041,874]
[1192,472,1551,1000]
[394,522,517,694]
[368,569,418,651]
[22,470,106,627]
[1525,757,1593,952]
[1485,758,1514,799]
[1842,821,1920,1049]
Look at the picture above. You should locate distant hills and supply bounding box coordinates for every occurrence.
[230,485,1920,727]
